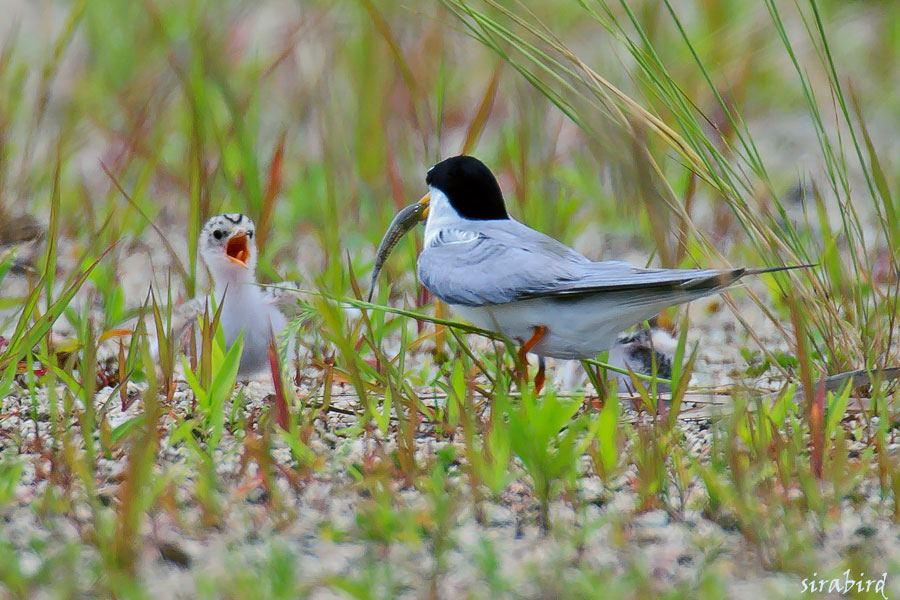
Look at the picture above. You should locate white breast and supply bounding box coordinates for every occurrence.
[218,283,288,376]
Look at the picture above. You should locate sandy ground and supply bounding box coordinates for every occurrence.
[3,241,900,598]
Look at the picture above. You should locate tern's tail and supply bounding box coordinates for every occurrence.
[742,264,816,277]
[680,263,813,293]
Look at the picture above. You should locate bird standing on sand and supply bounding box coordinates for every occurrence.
[163,213,298,378]
[370,155,805,391]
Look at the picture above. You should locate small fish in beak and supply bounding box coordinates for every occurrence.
[225,232,250,267]
[367,193,429,301]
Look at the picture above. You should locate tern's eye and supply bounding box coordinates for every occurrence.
[213,230,224,240]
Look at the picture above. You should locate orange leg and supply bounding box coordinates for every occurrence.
[534,356,546,395]
[516,325,547,387]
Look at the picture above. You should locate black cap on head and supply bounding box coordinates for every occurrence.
[425,155,508,220]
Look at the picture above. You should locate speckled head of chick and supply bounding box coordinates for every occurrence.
[199,213,258,280]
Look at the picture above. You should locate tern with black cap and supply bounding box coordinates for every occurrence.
[371,155,808,391]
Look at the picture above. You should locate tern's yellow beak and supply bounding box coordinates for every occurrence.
[225,232,250,268]
[417,192,430,220]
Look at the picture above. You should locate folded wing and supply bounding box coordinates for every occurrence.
[417,220,749,307]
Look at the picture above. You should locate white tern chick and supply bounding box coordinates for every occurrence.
[194,213,296,377]
[607,326,677,393]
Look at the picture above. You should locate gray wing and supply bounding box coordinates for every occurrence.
[170,296,208,340]
[417,220,745,307]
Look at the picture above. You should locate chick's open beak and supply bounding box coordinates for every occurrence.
[225,232,250,268]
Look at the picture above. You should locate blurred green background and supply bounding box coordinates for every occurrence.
[2,0,897,296]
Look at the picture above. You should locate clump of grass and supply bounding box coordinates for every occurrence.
[505,382,598,531]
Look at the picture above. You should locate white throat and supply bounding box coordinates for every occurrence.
[206,258,257,302]
[423,187,467,247]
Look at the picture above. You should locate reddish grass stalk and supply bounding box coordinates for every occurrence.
[267,329,290,431]
[811,379,825,479]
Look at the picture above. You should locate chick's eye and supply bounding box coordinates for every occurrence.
[213,230,224,240]
[247,231,254,239]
